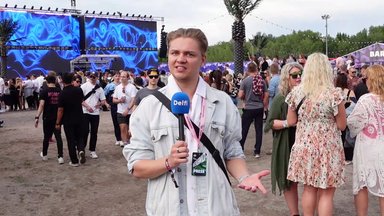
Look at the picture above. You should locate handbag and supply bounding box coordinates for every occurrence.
[344,127,356,148]
[151,91,232,185]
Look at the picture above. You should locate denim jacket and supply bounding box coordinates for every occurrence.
[123,81,244,216]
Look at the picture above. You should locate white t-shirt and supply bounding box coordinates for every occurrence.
[113,83,137,114]
[23,79,34,97]
[0,77,4,95]
[35,76,45,93]
[81,82,106,115]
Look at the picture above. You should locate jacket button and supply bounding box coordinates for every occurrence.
[180,199,184,203]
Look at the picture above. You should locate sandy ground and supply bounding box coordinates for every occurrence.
[0,109,381,216]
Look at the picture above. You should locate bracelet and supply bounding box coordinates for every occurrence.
[35,116,39,120]
[165,158,179,188]
[282,120,288,128]
[238,174,250,183]
[165,158,172,171]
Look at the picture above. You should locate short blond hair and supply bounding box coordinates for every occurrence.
[279,62,303,97]
[367,64,384,101]
[167,28,208,54]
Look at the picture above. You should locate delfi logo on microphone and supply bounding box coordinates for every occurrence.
[171,92,190,114]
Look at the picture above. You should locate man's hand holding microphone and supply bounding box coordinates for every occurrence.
[167,92,190,169]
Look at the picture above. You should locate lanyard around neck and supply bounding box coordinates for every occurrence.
[184,96,206,149]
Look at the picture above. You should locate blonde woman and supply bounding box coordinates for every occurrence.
[264,62,303,216]
[286,52,346,216]
[347,64,384,216]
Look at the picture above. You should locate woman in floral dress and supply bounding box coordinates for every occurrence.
[286,53,347,216]
[347,64,384,216]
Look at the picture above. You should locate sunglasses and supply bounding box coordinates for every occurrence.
[75,80,81,83]
[289,72,302,79]
[148,76,159,79]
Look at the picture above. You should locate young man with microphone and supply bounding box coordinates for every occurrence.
[123,28,270,216]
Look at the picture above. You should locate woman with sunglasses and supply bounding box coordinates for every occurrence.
[264,62,302,216]
[286,53,346,216]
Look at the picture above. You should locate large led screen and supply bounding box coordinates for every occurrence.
[85,16,158,74]
[0,10,80,78]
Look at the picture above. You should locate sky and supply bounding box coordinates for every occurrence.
[3,0,384,46]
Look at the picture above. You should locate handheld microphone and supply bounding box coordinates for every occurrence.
[171,92,190,141]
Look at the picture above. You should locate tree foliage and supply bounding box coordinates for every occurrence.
[206,41,233,62]
[224,0,263,75]
[206,25,384,62]
[0,18,20,77]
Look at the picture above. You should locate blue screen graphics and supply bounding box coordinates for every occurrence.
[0,10,80,77]
[85,17,158,73]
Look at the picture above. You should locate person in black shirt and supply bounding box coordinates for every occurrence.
[34,73,64,164]
[354,65,369,101]
[56,73,86,167]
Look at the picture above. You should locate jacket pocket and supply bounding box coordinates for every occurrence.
[210,122,225,139]
[150,128,168,143]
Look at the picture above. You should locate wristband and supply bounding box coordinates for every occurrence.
[165,158,179,188]
[282,120,288,128]
[35,116,39,120]
[165,158,172,171]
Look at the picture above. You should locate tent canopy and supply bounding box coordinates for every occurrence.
[342,42,384,67]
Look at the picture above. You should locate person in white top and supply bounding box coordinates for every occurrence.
[347,64,384,216]
[23,76,35,109]
[0,77,5,111]
[81,73,106,159]
[113,71,137,146]
[123,28,270,216]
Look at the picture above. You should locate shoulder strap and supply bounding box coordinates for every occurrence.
[151,91,232,185]
[346,89,351,100]
[84,84,100,100]
[296,97,306,116]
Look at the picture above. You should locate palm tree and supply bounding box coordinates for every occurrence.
[224,0,263,75]
[0,18,19,77]
[250,32,269,56]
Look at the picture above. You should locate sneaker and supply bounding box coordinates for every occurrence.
[90,151,98,159]
[345,160,353,165]
[58,157,64,164]
[120,142,126,147]
[78,151,86,164]
[40,152,48,161]
[69,162,79,167]
[115,141,121,146]
[254,154,261,159]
